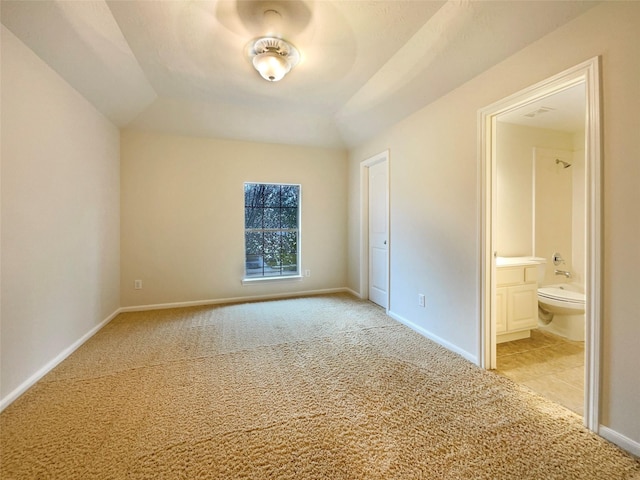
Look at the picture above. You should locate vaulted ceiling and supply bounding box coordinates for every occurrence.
[1,1,598,148]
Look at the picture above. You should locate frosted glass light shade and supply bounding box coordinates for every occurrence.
[247,37,300,82]
[252,52,291,82]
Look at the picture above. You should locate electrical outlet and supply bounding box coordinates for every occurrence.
[304,269,311,277]
[134,280,142,290]
[418,294,425,307]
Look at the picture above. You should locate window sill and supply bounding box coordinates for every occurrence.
[242,275,303,286]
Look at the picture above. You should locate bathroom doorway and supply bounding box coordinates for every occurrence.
[478,58,602,431]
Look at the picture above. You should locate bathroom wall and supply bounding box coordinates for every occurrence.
[572,132,586,285]
[534,147,574,285]
[495,122,574,260]
[495,122,585,286]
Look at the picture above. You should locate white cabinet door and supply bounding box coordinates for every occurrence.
[496,287,507,334]
[507,284,538,331]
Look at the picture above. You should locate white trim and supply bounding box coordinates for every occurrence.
[478,57,602,433]
[0,287,360,411]
[119,287,354,313]
[243,182,302,283]
[388,310,478,365]
[242,275,302,285]
[360,150,390,312]
[0,308,122,412]
[343,287,362,298]
[583,57,603,433]
[598,426,640,457]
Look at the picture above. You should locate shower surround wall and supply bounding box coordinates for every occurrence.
[496,122,584,285]
[534,146,574,286]
[572,131,586,285]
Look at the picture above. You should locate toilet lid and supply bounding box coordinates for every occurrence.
[538,287,585,304]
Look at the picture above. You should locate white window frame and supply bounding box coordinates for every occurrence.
[242,182,302,285]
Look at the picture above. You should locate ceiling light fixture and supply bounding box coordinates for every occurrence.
[248,37,300,82]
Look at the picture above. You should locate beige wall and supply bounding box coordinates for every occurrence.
[495,122,586,286]
[572,132,586,285]
[1,27,120,403]
[120,130,347,307]
[496,122,586,285]
[534,147,574,285]
[535,146,576,285]
[347,3,640,444]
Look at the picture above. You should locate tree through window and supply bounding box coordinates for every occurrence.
[244,183,300,278]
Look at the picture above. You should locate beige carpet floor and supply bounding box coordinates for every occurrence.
[1,293,638,479]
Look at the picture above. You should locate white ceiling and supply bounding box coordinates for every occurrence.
[1,0,598,148]
[497,83,586,133]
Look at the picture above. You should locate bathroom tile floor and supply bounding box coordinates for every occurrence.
[496,329,584,416]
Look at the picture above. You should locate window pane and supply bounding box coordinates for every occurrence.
[263,208,280,228]
[281,185,299,207]
[245,232,263,255]
[245,207,263,229]
[281,232,297,253]
[245,184,263,207]
[245,255,264,276]
[264,185,281,207]
[280,252,298,274]
[281,208,298,229]
[263,232,281,267]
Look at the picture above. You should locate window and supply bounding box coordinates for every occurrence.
[244,183,300,279]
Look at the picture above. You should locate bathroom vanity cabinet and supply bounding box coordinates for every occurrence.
[496,264,538,343]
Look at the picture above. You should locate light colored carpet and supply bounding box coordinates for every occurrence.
[1,293,638,479]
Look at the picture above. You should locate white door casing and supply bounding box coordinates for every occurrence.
[478,57,602,432]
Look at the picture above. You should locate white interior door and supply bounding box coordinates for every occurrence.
[369,160,388,308]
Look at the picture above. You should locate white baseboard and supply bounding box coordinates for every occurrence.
[0,308,122,413]
[4,295,638,460]
[0,288,351,411]
[385,312,640,457]
[387,310,478,364]
[599,425,640,457]
[1,291,474,413]
[343,288,361,298]
[119,287,355,313]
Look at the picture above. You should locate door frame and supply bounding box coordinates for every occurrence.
[360,150,390,312]
[478,57,602,432]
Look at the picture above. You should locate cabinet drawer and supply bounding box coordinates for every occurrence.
[496,267,523,286]
[524,266,537,283]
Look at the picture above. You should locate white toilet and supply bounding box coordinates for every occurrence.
[538,282,586,341]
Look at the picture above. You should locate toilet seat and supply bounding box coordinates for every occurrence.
[538,287,585,305]
[538,286,585,315]
[537,284,586,341]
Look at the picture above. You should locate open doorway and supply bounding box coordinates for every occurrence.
[494,83,586,416]
[479,58,602,431]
